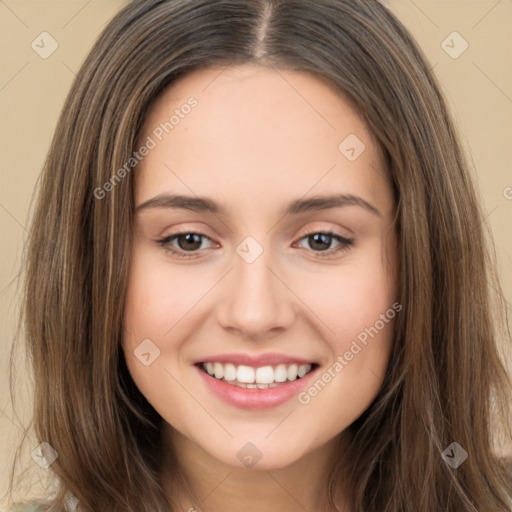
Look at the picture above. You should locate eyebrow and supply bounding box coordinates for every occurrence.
[135,193,381,217]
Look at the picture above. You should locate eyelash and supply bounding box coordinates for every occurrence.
[156,230,355,260]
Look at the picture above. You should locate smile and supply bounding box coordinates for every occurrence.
[195,354,320,409]
[199,362,316,389]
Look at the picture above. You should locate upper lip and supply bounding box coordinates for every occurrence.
[194,352,317,367]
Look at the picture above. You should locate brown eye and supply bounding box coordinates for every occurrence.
[295,231,354,257]
[157,232,216,258]
[173,233,204,251]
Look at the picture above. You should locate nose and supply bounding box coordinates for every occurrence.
[216,245,296,341]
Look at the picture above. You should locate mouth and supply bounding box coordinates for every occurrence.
[194,355,320,409]
[197,361,318,389]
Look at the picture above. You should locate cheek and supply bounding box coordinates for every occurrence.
[300,242,397,343]
[295,320,396,445]
[122,248,187,401]
[294,244,398,431]
[299,317,395,436]
[123,244,201,343]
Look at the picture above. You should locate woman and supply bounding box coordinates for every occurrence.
[6,0,512,510]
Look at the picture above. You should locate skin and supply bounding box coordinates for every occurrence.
[123,63,398,512]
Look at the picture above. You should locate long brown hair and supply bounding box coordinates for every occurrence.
[9,0,512,510]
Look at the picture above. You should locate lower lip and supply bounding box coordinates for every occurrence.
[195,365,318,409]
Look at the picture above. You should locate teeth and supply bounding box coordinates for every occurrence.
[213,362,224,379]
[255,366,274,384]
[297,364,310,378]
[224,363,237,381]
[274,364,288,382]
[237,365,255,383]
[201,361,313,386]
[287,364,298,381]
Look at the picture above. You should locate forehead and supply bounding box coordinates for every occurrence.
[142,63,373,147]
[134,64,390,216]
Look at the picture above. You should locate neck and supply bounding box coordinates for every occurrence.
[159,424,351,512]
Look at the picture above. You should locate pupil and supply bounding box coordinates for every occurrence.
[179,233,201,251]
[310,233,331,251]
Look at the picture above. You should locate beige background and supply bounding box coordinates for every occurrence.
[0,0,511,506]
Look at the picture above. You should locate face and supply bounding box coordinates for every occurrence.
[123,63,399,470]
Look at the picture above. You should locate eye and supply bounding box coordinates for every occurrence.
[294,230,354,258]
[157,232,217,259]
[156,230,355,259]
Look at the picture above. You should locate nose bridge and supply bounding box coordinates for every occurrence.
[217,236,295,337]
